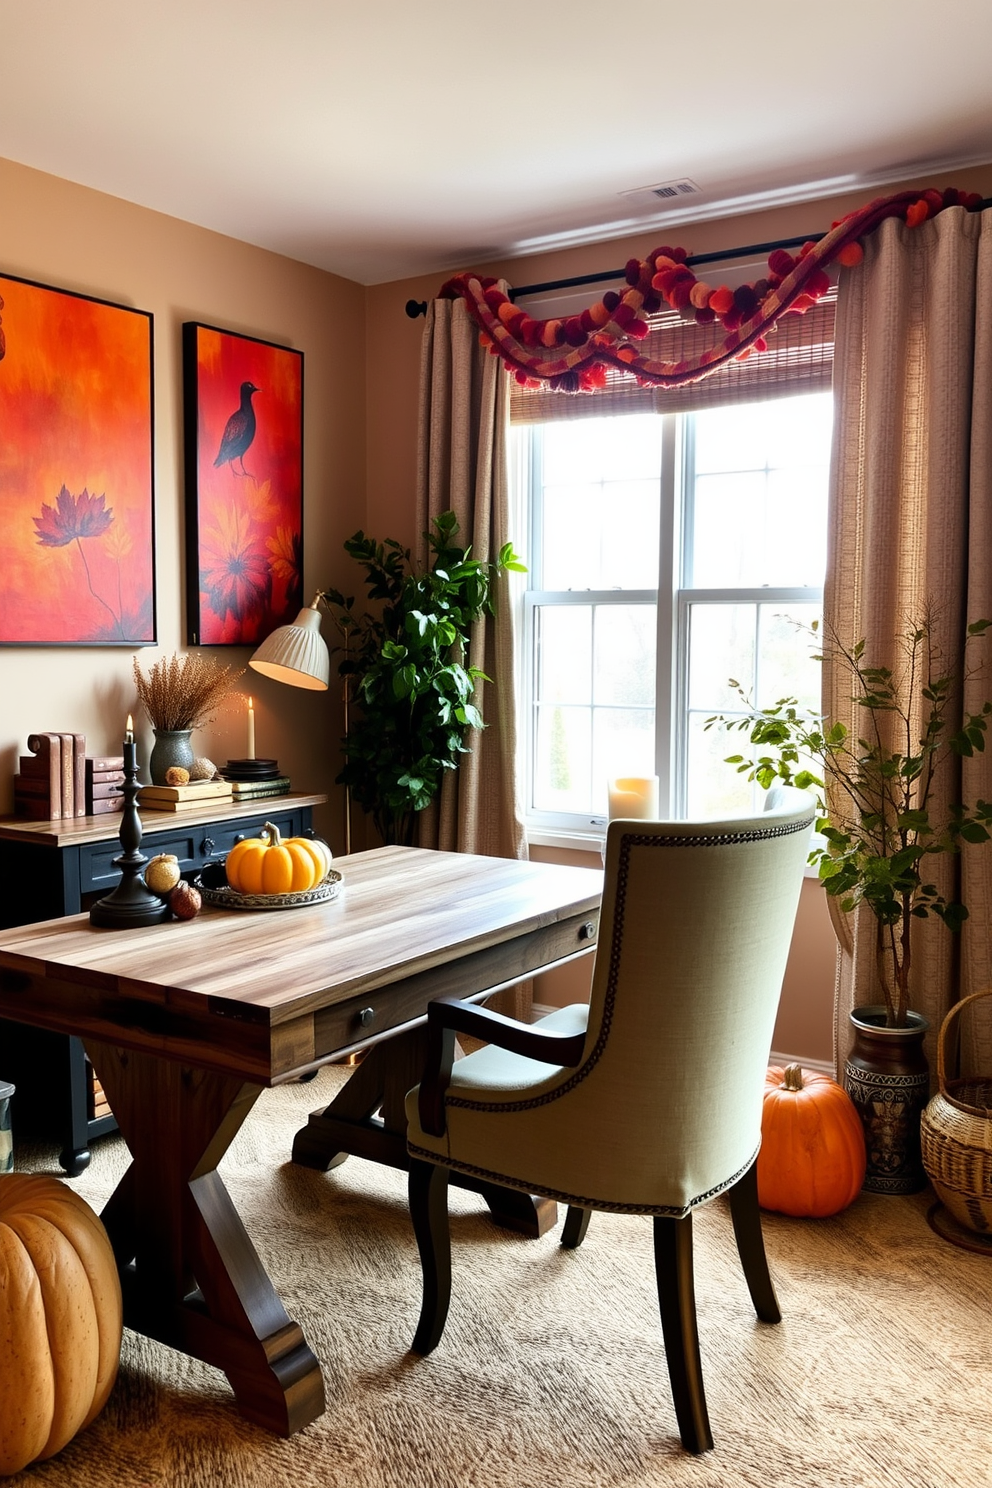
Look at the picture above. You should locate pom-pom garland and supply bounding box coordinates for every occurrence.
[438,187,983,393]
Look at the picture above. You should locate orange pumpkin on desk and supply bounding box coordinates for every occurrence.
[0,1174,122,1475]
[758,1064,866,1217]
[224,821,332,896]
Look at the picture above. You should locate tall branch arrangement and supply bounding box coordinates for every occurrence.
[132,652,243,732]
[708,612,992,1027]
[439,187,984,393]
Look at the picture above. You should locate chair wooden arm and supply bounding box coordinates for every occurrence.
[417,995,587,1139]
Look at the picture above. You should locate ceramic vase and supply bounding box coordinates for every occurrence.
[844,1005,930,1194]
[149,728,195,785]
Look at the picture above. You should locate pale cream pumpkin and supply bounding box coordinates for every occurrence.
[0,1174,123,1475]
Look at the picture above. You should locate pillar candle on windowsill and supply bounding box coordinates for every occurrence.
[123,714,136,775]
[608,775,659,821]
[247,696,255,760]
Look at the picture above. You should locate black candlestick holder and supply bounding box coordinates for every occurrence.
[89,755,170,928]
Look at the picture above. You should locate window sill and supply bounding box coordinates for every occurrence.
[527,827,604,855]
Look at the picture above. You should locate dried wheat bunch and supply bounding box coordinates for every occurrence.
[132,653,244,731]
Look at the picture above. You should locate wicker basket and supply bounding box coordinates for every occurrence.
[920,989,992,1234]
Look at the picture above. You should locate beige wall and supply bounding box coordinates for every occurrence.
[365,162,992,1065]
[0,155,366,850]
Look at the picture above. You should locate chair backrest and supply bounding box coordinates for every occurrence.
[569,790,815,1212]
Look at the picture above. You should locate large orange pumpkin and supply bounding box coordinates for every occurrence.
[0,1174,123,1475]
[757,1064,866,1218]
[224,821,331,896]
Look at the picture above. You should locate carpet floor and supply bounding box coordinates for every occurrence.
[12,1064,992,1488]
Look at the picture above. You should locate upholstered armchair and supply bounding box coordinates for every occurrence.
[405,789,815,1453]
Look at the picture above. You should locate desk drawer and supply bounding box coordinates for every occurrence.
[78,807,308,893]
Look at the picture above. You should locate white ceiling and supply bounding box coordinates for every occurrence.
[2,1,991,286]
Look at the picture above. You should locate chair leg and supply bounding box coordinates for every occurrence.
[653,1214,713,1454]
[727,1162,781,1324]
[561,1206,591,1249]
[408,1159,452,1355]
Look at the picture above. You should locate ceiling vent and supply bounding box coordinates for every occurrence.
[620,179,702,209]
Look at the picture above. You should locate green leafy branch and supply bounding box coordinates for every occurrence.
[705,610,992,1026]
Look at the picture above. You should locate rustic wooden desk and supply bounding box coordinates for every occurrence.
[0,793,327,1173]
[0,845,601,1436]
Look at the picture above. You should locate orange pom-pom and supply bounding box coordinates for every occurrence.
[689,281,712,309]
[708,286,734,316]
[497,302,517,325]
[837,242,864,268]
[542,320,562,348]
[588,302,610,328]
[905,199,929,228]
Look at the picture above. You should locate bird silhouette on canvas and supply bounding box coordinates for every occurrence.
[214,381,260,477]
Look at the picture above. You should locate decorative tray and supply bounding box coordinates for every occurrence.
[196,866,342,912]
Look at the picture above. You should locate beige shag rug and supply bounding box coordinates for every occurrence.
[11,1065,992,1488]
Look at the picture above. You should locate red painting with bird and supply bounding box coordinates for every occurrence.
[0,274,155,644]
[183,323,303,646]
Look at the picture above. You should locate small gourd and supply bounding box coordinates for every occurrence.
[0,1174,123,1474]
[145,853,182,895]
[758,1064,866,1218]
[224,822,331,896]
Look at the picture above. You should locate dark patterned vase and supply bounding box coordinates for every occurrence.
[149,728,195,786]
[844,1006,930,1195]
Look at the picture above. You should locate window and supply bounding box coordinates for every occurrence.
[513,391,833,835]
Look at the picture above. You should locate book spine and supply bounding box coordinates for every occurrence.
[87,768,126,784]
[87,756,125,774]
[87,797,124,816]
[73,734,86,817]
[230,786,291,801]
[58,733,75,819]
[88,780,125,802]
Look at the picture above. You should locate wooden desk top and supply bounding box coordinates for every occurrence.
[0,793,328,848]
[0,846,603,1082]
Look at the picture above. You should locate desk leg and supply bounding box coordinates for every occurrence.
[291,1027,558,1240]
[86,1041,325,1437]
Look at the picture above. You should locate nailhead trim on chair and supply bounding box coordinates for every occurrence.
[405,1138,761,1219]
[443,812,815,1120]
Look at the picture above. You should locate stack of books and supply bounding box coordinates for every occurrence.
[136,779,234,813]
[14,732,86,819]
[222,757,291,803]
[86,756,125,816]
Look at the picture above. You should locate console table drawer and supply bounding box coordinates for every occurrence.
[78,807,308,893]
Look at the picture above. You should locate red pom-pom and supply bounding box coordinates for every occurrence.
[804,267,831,298]
[514,369,529,384]
[837,242,864,268]
[484,288,507,314]
[722,306,743,330]
[613,302,635,328]
[520,319,543,347]
[708,286,734,316]
[670,281,694,311]
[753,336,768,353]
[626,317,650,339]
[625,258,641,286]
[643,293,661,314]
[733,284,758,319]
[563,317,588,347]
[798,240,817,258]
[694,307,715,324]
[580,308,597,332]
[767,249,795,278]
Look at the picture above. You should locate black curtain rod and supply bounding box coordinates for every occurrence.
[403,229,824,319]
[403,198,992,318]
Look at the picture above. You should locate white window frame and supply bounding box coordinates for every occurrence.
[516,402,826,841]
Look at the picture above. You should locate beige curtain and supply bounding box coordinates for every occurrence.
[825,205,992,1077]
[415,294,526,863]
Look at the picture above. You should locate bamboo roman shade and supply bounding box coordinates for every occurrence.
[509,285,836,423]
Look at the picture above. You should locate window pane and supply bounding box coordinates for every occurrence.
[594,605,656,706]
[757,605,822,711]
[684,713,757,820]
[533,705,592,813]
[540,415,662,591]
[686,392,832,588]
[687,604,756,711]
[537,606,591,705]
[592,707,655,815]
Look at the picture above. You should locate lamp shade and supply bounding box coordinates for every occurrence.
[249,604,330,690]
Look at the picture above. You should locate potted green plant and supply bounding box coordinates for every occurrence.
[321,511,523,847]
[707,609,992,1192]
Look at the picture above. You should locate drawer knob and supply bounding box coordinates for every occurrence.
[579,920,597,941]
[234,833,246,843]
[201,836,216,855]
[357,1006,375,1029]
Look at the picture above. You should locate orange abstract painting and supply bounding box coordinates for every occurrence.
[0,274,155,644]
[183,323,303,646]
